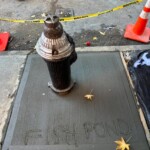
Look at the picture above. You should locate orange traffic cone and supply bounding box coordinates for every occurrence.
[124,0,150,43]
[0,32,10,52]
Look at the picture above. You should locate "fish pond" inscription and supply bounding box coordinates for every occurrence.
[24,119,132,146]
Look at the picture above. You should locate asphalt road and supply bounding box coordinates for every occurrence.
[0,0,149,50]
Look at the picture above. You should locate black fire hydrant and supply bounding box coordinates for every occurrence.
[36,15,77,94]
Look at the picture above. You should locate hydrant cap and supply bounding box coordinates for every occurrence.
[44,15,63,39]
[44,15,59,27]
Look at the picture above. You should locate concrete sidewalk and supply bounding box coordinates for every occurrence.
[0,51,30,148]
[0,45,150,150]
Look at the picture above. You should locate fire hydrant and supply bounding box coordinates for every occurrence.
[36,15,77,94]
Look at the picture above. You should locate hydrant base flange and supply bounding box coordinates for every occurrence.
[48,80,75,94]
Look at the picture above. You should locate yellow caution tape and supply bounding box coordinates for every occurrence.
[0,0,143,23]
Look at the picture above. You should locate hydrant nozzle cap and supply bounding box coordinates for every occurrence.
[44,15,59,28]
[44,15,63,39]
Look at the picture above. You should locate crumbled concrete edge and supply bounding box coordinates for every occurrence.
[120,52,150,146]
[0,52,29,149]
[0,78,20,146]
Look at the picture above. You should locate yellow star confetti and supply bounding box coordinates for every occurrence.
[31,15,35,18]
[41,13,46,17]
[84,94,94,100]
[84,89,94,101]
[115,137,130,150]
[99,31,106,35]
[93,37,98,40]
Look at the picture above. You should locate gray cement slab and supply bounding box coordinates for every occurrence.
[0,51,30,147]
[3,52,149,150]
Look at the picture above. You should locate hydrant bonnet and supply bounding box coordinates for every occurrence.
[36,15,74,61]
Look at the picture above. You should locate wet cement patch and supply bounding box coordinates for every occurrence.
[3,52,149,150]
